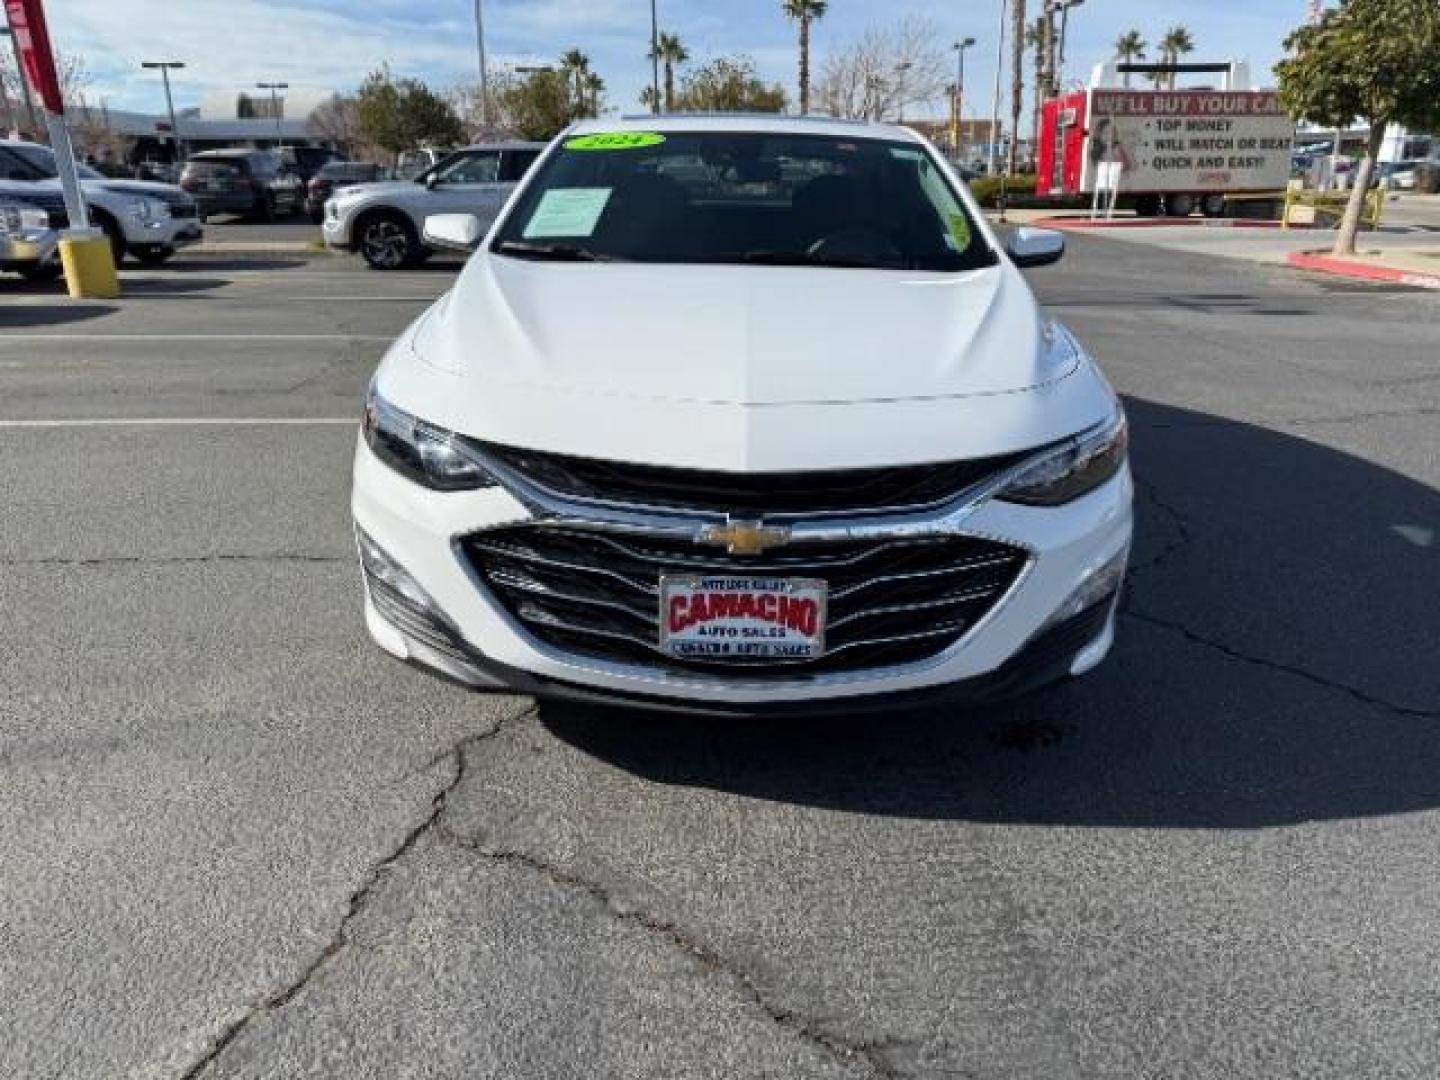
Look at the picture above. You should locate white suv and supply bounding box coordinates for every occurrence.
[352,117,1132,714]
[0,140,202,266]
[322,143,543,269]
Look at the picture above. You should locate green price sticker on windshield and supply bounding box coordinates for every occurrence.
[565,132,666,152]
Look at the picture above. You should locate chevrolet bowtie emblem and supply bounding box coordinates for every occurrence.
[697,519,792,556]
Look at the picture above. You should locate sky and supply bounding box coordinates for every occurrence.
[40,0,1308,121]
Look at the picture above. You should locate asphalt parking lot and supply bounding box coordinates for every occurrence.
[3,240,1439,1079]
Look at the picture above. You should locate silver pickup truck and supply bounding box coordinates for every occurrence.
[322,143,544,269]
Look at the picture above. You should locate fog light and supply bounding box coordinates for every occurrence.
[1040,544,1129,634]
[355,526,443,615]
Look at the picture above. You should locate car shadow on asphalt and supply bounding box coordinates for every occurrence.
[0,301,116,326]
[536,397,1440,829]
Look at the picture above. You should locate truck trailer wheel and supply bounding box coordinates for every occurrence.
[1166,193,1196,218]
[1201,194,1228,218]
[1133,195,1162,217]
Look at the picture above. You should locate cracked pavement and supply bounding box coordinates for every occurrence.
[3,241,1439,1079]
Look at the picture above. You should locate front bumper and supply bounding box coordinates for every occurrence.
[0,230,63,270]
[322,214,353,251]
[351,436,1134,710]
[122,216,203,249]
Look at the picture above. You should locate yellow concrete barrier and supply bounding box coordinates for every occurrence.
[59,230,120,299]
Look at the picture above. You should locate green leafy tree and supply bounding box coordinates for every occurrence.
[356,66,465,161]
[1277,0,1440,255]
[649,32,691,112]
[1158,26,1195,89]
[675,55,788,113]
[1113,30,1146,88]
[783,0,828,115]
[495,65,603,141]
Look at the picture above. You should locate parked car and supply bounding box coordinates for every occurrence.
[0,197,62,281]
[1377,159,1423,190]
[0,140,202,265]
[323,142,544,269]
[179,150,303,221]
[351,117,1132,713]
[278,145,343,185]
[305,161,385,223]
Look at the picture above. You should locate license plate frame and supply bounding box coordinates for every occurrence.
[658,575,827,662]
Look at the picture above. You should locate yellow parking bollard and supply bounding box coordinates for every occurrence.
[58,228,120,300]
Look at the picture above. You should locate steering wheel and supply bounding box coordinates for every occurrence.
[807,226,902,262]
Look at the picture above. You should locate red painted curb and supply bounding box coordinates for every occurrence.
[1287,250,1440,289]
[1030,216,1301,231]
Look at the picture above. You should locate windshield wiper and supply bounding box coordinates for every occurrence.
[492,240,617,262]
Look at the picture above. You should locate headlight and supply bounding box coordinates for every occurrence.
[362,385,496,491]
[0,204,48,233]
[998,406,1128,506]
[125,197,170,222]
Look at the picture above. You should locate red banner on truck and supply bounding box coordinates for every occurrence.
[4,0,65,114]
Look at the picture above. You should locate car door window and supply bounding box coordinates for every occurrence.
[433,152,501,186]
[501,150,541,183]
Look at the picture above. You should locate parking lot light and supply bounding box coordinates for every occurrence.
[256,81,289,149]
[141,61,186,161]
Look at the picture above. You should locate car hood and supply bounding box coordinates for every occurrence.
[382,257,1106,471]
[418,257,1053,407]
[93,179,189,200]
[333,180,420,202]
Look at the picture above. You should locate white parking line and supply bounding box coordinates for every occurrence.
[0,418,356,428]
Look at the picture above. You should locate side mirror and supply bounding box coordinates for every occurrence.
[423,213,484,253]
[424,172,440,190]
[1006,227,1066,268]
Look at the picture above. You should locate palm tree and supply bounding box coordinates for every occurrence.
[1159,26,1195,89]
[559,49,591,111]
[648,31,690,112]
[782,0,828,115]
[1113,30,1146,88]
[1008,0,1027,175]
[1025,17,1046,155]
[583,73,605,117]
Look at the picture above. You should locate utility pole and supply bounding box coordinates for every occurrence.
[142,61,185,162]
[987,0,1007,175]
[256,82,288,148]
[474,0,489,129]
[1,22,41,137]
[649,0,661,114]
[952,38,975,158]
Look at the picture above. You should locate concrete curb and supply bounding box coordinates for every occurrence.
[1031,216,1304,232]
[1287,249,1440,290]
[190,242,331,255]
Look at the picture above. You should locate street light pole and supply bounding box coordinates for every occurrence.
[474,0,489,129]
[895,61,913,123]
[649,0,661,115]
[256,82,288,148]
[1055,0,1084,91]
[987,0,1007,175]
[141,61,185,162]
[952,38,975,158]
[1,24,41,137]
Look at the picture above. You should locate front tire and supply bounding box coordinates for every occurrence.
[357,212,419,271]
[1201,194,1227,218]
[1166,193,1196,218]
[19,261,64,283]
[98,215,127,266]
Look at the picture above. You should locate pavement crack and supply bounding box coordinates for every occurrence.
[173,703,534,1080]
[436,826,905,1079]
[1127,474,1194,579]
[1123,609,1439,720]
[1,552,347,568]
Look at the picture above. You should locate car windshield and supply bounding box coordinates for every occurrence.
[491,131,996,273]
[0,144,103,180]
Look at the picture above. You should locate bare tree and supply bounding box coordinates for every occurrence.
[812,16,948,122]
[2,49,94,140]
[307,93,362,153]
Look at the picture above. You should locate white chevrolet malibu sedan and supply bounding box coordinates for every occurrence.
[351,116,1132,714]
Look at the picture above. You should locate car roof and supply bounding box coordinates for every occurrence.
[566,114,925,144]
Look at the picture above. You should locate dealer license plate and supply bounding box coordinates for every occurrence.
[659,576,827,661]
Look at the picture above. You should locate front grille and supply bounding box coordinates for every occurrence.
[479,442,1029,517]
[460,526,1028,678]
[9,191,69,228]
